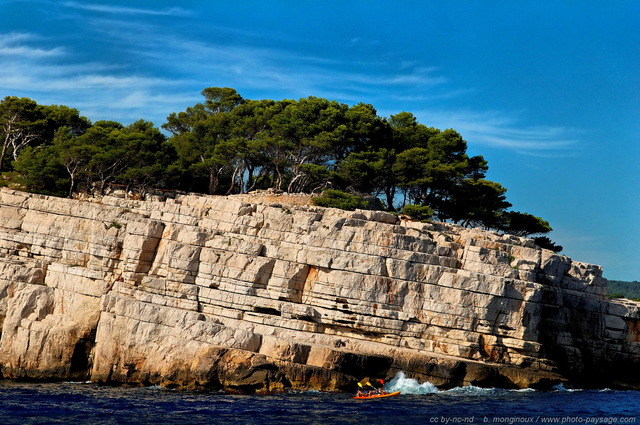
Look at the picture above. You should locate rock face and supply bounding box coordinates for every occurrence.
[1,187,639,392]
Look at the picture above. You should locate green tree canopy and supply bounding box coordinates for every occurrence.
[0,97,46,171]
[0,96,91,173]
[3,89,559,245]
[500,211,553,237]
[443,179,512,229]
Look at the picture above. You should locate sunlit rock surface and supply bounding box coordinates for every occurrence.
[1,187,639,392]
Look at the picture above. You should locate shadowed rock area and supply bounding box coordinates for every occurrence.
[0,187,639,392]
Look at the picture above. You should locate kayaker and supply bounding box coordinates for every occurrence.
[356,382,369,397]
[377,379,388,395]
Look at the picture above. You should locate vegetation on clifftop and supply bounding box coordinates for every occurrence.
[1,88,556,242]
[608,280,640,300]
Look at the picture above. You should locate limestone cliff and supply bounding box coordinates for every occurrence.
[0,187,639,392]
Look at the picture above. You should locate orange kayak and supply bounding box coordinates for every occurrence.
[353,391,401,400]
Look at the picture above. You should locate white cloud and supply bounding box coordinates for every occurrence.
[68,89,198,125]
[41,75,175,91]
[61,2,191,17]
[0,29,189,124]
[117,90,195,109]
[0,20,583,155]
[411,109,580,156]
[0,32,32,44]
[0,32,65,58]
[0,55,175,92]
[138,34,450,104]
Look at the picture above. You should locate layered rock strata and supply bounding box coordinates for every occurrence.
[0,187,639,392]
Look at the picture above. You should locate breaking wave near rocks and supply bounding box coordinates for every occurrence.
[384,371,533,395]
[385,371,439,394]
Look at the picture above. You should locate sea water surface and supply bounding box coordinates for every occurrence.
[1,372,638,424]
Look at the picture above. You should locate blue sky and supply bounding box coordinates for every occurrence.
[1,1,638,280]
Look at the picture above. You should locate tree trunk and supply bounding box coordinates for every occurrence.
[0,141,7,172]
[287,174,301,193]
[68,174,75,198]
[275,166,283,191]
[208,168,218,195]
[98,180,106,195]
[384,186,396,212]
[246,165,255,193]
[226,162,243,195]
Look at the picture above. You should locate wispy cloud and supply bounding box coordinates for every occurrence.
[137,32,450,103]
[412,109,580,157]
[61,2,191,17]
[68,90,198,125]
[79,16,449,105]
[0,46,176,92]
[42,75,176,91]
[0,16,582,157]
[0,28,191,123]
[0,32,65,57]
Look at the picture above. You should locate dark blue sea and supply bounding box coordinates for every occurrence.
[1,372,638,424]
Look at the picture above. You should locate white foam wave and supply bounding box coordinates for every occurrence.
[444,385,497,395]
[144,385,165,391]
[385,371,439,394]
[288,389,322,394]
[383,371,544,396]
[551,383,580,392]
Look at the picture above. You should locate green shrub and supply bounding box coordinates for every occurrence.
[533,236,563,253]
[312,189,368,211]
[401,204,434,222]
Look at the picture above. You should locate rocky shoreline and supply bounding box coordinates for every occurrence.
[1,188,639,392]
